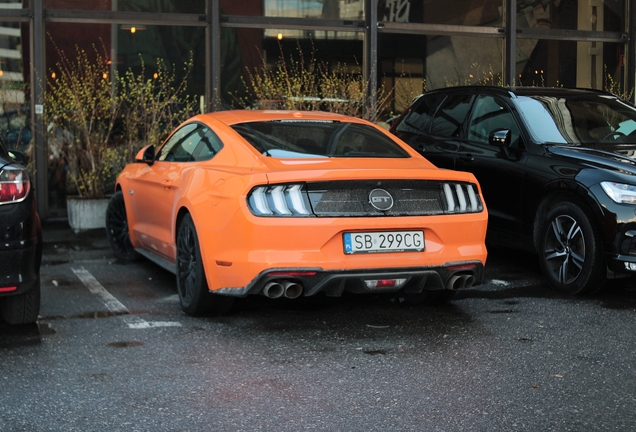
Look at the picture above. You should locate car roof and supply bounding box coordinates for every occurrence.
[195,110,370,126]
[420,85,617,100]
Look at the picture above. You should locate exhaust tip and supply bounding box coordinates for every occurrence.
[462,275,475,289]
[283,281,303,299]
[263,281,284,298]
[446,275,464,290]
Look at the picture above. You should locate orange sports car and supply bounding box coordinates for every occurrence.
[106,110,488,315]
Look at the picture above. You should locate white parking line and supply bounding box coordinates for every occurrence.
[71,266,181,329]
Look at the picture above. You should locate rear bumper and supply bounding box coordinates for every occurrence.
[0,237,41,295]
[0,194,42,296]
[214,261,485,298]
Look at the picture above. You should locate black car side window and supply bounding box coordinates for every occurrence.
[394,93,446,135]
[430,94,473,138]
[468,95,522,148]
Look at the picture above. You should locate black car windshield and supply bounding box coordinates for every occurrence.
[513,94,636,145]
[231,120,410,158]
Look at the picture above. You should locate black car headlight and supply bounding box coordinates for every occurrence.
[601,182,636,205]
[248,184,313,216]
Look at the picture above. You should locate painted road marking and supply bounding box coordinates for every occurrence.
[72,266,182,329]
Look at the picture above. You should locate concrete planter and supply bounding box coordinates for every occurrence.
[66,196,109,233]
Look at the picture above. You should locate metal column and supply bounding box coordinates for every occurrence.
[30,0,46,218]
[207,0,221,112]
[628,0,636,102]
[504,0,517,87]
[364,0,378,121]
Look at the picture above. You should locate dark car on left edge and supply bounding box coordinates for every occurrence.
[0,139,41,324]
[390,86,636,295]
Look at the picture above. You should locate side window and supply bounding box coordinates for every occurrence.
[468,95,522,148]
[158,123,223,162]
[394,93,446,135]
[429,94,474,137]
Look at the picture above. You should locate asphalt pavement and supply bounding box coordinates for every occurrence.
[1,221,636,431]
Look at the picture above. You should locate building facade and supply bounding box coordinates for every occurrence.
[0,0,633,218]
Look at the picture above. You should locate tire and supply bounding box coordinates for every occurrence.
[176,214,234,316]
[538,201,605,295]
[105,191,140,261]
[1,279,40,324]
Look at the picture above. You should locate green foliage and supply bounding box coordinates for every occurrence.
[118,57,197,161]
[44,43,123,199]
[44,42,196,199]
[233,43,391,122]
[604,65,633,101]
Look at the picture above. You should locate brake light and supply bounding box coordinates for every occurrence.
[0,286,17,292]
[247,183,313,216]
[0,165,30,204]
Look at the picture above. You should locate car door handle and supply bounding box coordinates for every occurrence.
[162,180,172,189]
[458,154,475,162]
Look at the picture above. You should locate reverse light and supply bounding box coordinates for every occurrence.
[601,182,636,205]
[364,278,407,289]
[0,165,30,204]
[248,184,312,216]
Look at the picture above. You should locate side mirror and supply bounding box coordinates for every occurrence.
[7,149,28,166]
[489,129,511,158]
[135,145,155,165]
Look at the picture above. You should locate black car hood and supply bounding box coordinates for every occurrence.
[546,143,636,176]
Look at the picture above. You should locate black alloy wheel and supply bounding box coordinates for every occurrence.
[176,214,234,316]
[105,191,139,261]
[538,201,605,295]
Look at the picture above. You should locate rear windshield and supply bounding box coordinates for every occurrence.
[231,120,410,158]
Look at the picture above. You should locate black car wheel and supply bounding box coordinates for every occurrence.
[538,201,605,295]
[176,214,234,316]
[105,191,139,261]
[1,279,40,324]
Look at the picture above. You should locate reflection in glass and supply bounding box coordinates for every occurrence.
[516,40,623,91]
[264,0,363,20]
[379,0,502,26]
[514,94,636,145]
[516,0,624,32]
[426,35,503,89]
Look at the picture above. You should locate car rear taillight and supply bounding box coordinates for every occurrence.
[0,165,30,204]
[247,183,313,216]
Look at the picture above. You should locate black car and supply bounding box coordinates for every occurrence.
[0,140,41,324]
[390,86,636,295]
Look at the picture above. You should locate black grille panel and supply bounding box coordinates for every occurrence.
[306,180,482,217]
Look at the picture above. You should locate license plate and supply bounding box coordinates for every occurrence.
[343,231,425,254]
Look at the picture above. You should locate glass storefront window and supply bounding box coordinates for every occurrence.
[45,0,205,14]
[227,29,364,109]
[426,35,503,89]
[379,34,427,114]
[264,0,363,19]
[380,0,503,26]
[0,18,27,149]
[517,39,625,92]
[516,0,625,32]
